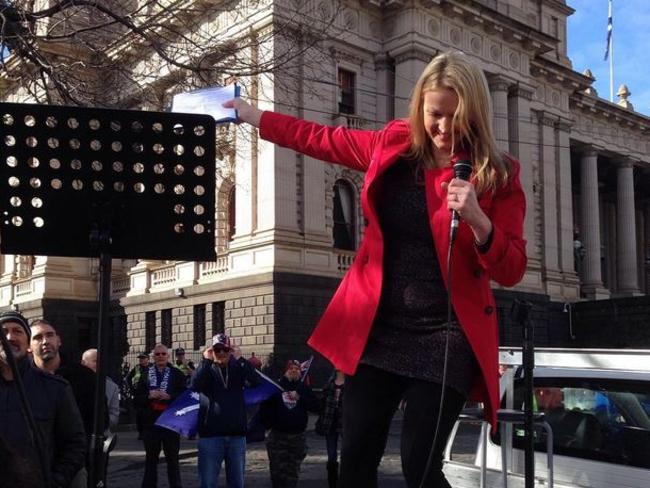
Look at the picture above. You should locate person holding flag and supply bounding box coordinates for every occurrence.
[133,343,187,488]
[260,359,321,488]
[190,333,260,488]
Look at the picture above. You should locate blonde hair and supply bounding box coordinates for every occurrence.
[408,51,510,194]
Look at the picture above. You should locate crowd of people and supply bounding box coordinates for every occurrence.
[1,310,344,488]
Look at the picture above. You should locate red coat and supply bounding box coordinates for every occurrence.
[259,112,527,429]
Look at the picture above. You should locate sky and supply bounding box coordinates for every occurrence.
[567,0,650,117]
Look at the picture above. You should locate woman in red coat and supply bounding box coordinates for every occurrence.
[226,51,527,487]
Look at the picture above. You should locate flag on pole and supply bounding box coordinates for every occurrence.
[300,356,314,383]
[243,370,284,405]
[155,371,284,438]
[604,0,613,61]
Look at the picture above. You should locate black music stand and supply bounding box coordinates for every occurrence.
[0,102,217,487]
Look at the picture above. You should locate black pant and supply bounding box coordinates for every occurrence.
[339,364,466,488]
[142,425,182,488]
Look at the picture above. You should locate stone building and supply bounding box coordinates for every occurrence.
[1,0,649,375]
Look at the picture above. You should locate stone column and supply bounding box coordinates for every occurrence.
[557,120,579,298]
[579,148,608,298]
[392,48,431,118]
[508,85,541,291]
[538,112,563,298]
[616,161,641,295]
[488,76,510,152]
[374,54,395,125]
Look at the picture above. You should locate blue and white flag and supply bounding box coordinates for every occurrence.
[156,371,283,438]
[155,390,201,438]
[244,370,284,406]
[604,0,613,61]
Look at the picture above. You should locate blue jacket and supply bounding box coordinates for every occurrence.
[190,357,259,437]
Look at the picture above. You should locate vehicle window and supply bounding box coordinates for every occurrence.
[493,377,650,469]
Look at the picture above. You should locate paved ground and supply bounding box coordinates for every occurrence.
[107,417,405,487]
[107,414,479,487]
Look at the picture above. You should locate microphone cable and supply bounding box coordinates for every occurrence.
[418,224,456,488]
[419,161,472,488]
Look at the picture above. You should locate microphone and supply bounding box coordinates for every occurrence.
[449,160,472,243]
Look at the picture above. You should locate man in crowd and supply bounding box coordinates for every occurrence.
[30,319,106,487]
[82,348,121,431]
[0,311,86,487]
[30,319,104,441]
[191,333,260,488]
[248,352,262,370]
[82,348,120,478]
[260,359,320,488]
[127,352,150,439]
[134,343,186,488]
[174,347,192,379]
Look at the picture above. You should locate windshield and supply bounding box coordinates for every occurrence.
[494,377,650,469]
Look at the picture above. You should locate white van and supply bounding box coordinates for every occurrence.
[443,348,650,488]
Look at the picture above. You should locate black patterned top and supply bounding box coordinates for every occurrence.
[360,158,479,396]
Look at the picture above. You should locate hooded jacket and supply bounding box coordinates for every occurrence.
[190,357,260,437]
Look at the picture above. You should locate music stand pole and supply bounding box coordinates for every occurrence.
[89,230,112,488]
[513,299,535,488]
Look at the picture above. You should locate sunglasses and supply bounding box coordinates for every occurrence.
[154,352,167,356]
[213,347,231,353]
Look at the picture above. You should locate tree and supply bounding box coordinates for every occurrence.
[0,0,341,108]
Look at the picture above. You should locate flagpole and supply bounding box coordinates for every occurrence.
[608,0,614,102]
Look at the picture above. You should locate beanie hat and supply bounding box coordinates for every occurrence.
[0,311,31,339]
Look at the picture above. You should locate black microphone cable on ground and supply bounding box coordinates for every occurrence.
[419,160,472,488]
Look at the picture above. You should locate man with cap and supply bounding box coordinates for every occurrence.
[260,359,320,488]
[127,352,150,439]
[174,347,192,378]
[0,311,86,488]
[190,333,260,488]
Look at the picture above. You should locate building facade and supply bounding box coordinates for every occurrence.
[1,0,649,375]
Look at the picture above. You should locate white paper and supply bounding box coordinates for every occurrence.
[171,85,237,123]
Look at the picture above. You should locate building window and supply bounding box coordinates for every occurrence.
[228,186,236,242]
[212,301,225,338]
[338,68,356,115]
[193,304,206,350]
[161,309,172,347]
[145,311,156,352]
[333,179,356,250]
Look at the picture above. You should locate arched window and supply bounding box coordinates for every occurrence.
[333,179,356,250]
[227,186,236,243]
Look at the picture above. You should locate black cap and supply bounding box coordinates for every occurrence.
[0,311,31,339]
[175,347,185,355]
[137,352,149,359]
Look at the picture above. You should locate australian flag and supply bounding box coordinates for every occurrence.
[156,371,283,438]
[604,0,613,61]
[155,390,201,438]
[243,370,284,405]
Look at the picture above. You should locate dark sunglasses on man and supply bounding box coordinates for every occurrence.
[213,346,231,354]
